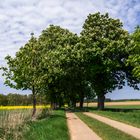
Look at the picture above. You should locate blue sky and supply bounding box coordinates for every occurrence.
[0,0,140,99]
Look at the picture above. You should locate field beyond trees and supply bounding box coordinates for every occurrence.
[0,101,140,140]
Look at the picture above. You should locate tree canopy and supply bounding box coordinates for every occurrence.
[1,12,139,111]
[127,26,140,80]
[80,12,130,109]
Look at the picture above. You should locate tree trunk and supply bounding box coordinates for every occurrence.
[87,100,89,108]
[97,94,105,110]
[32,86,36,117]
[79,93,84,108]
[58,99,63,108]
[72,100,76,108]
[50,95,58,109]
[50,93,55,109]
[51,101,54,109]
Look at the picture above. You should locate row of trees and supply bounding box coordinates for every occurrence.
[1,12,140,115]
[0,93,47,106]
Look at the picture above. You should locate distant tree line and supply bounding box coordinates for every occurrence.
[0,93,47,106]
[1,12,140,116]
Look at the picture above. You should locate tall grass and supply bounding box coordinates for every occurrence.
[0,108,43,140]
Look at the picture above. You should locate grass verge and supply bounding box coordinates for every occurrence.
[23,110,70,140]
[105,105,140,109]
[88,107,140,128]
[76,112,137,140]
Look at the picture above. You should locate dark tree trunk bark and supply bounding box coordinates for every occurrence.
[70,96,76,108]
[58,98,63,108]
[79,93,84,108]
[59,103,62,108]
[87,100,89,108]
[72,100,76,108]
[97,94,105,110]
[67,101,70,107]
[32,86,36,117]
[51,101,54,109]
[50,94,57,109]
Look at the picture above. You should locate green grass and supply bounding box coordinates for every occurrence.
[76,112,137,140]
[23,110,70,140]
[88,106,140,128]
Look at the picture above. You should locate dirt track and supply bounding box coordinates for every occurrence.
[84,101,140,107]
[66,112,102,140]
[84,112,140,140]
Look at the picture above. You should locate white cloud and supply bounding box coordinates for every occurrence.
[0,0,140,95]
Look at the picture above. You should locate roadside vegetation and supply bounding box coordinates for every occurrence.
[76,112,137,140]
[0,109,41,140]
[0,109,69,140]
[23,110,69,140]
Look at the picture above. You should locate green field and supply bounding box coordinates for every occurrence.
[106,105,140,109]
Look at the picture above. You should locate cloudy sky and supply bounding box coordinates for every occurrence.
[0,0,140,99]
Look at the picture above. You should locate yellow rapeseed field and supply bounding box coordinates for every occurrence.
[0,105,50,110]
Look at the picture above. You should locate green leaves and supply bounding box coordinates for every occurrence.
[80,12,130,95]
[1,13,139,108]
[1,34,41,91]
[127,26,140,80]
